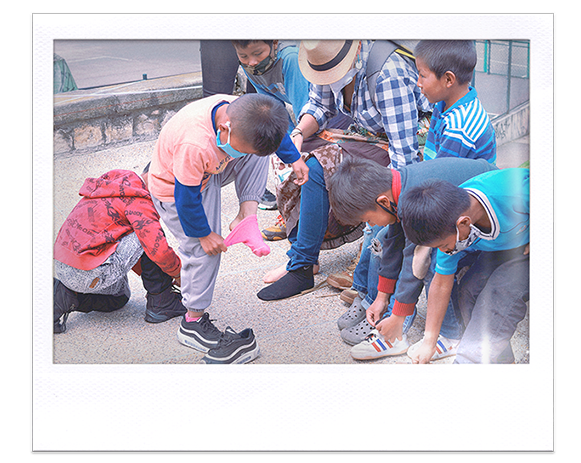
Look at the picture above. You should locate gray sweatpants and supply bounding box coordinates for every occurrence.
[54,232,143,298]
[152,153,268,312]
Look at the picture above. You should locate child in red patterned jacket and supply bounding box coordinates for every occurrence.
[53,169,185,333]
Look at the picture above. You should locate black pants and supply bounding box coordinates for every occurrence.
[454,245,530,364]
[73,252,172,312]
[200,40,256,97]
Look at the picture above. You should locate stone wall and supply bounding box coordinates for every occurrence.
[54,70,530,156]
[53,72,203,156]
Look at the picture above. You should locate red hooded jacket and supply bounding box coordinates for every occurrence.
[54,169,181,277]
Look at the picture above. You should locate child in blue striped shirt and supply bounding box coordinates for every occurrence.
[415,40,497,164]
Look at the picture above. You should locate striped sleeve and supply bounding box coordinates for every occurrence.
[435,100,496,163]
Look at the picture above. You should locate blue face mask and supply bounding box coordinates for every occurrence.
[216,121,249,159]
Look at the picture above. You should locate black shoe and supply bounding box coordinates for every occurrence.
[177,312,223,352]
[200,327,260,364]
[145,285,187,323]
[53,279,79,334]
[257,266,314,301]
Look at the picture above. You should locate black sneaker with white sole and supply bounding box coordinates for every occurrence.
[258,188,278,210]
[177,312,223,352]
[200,327,260,364]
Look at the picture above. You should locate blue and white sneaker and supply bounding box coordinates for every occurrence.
[350,329,409,360]
[200,327,260,364]
[407,334,460,361]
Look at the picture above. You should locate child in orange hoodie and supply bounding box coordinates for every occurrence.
[53,169,185,333]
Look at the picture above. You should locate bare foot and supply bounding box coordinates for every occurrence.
[263,263,320,283]
[263,264,288,283]
[229,216,242,232]
[230,201,259,231]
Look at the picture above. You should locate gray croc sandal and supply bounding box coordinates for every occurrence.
[337,295,366,331]
[340,317,375,346]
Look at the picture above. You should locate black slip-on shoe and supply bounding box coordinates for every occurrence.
[257,265,314,301]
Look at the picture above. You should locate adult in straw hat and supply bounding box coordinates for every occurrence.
[297,40,360,86]
[257,39,431,304]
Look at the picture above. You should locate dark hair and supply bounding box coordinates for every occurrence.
[414,40,477,85]
[398,179,471,245]
[327,156,393,225]
[227,93,288,156]
[231,40,274,49]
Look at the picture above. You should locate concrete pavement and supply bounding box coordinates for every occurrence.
[52,135,530,365]
[54,40,203,89]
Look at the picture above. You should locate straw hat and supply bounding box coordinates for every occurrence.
[298,40,360,85]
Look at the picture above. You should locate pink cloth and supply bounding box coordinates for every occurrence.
[224,215,270,257]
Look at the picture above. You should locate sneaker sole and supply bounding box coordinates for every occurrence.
[201,342,260,364]
[144,309,184,324]
[262,234,286,241]
[351,345,409,360]
[177,327,218,353]
[407,342,459,361]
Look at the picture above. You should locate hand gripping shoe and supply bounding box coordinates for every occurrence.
[224,215,270,257]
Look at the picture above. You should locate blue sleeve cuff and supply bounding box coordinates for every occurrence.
[434,249,461,275]
[174,179,211,238]
[276,133,301,164]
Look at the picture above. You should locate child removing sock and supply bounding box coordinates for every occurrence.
[224,215,270,256]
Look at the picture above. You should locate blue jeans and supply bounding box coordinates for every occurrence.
[286,156,328,271]
[352,224,383,296]
[352,225,463,339]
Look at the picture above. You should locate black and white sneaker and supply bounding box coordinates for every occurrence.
[177,313,223,353]
[258,188,278,210]
[200,327,260,364]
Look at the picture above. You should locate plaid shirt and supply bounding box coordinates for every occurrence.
[299,40,432,169]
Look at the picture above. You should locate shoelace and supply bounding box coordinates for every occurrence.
[215,331,238,347]
[364,331,379,342]
[198,314,221,335]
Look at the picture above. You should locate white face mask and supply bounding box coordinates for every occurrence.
[444,219,482,256]
[329,65,359,94]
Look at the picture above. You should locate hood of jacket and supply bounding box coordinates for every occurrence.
[79,169,150,200]
[54,168,168,272]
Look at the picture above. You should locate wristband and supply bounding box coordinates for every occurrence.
[290,127,303,139]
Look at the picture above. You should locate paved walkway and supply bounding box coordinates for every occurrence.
[52,136,529,364]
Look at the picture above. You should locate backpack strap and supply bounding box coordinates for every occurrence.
[366,40,416,107]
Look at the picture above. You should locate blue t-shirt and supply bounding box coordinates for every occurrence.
[424,87,497,164]
[244,43,309,132]
[435,168,530,275]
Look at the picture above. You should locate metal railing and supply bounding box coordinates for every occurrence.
[473,40,530,119]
